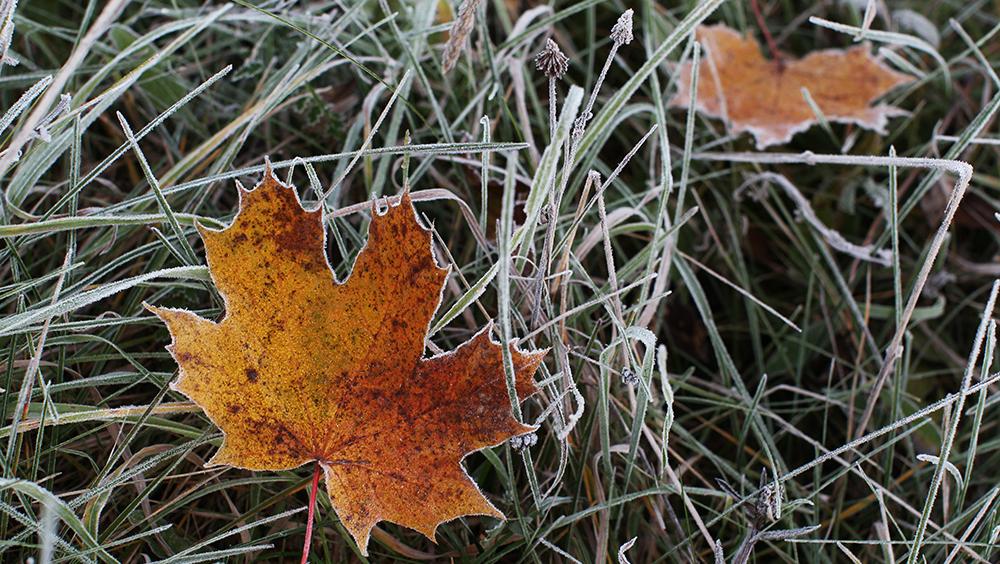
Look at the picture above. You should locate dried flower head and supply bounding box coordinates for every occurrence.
[611,9,634,46]
[534,38,569,79]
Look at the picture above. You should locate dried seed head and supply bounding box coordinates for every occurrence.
[713,540,725,564]
[620,367,639,386]
[611,9,634,46]
[510,432,538,451]
[756,467,783,523]
[534,38,569,79]
[572,113,591,140]
[441,0,482,73]
[33,93,72,143]
[538,203,554,225]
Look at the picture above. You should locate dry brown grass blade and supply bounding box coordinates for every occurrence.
[442,0,482,74]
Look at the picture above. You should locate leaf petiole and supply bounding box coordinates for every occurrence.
[301,462,322,564]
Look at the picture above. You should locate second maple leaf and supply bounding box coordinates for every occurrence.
[671,24,912,148]
[147,168,544,555]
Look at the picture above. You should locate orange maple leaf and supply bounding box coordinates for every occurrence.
[670,24,912,148]
[146,167,544,555]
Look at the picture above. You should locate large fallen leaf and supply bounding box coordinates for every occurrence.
[147,167,544,555]
[670,24,912,148]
